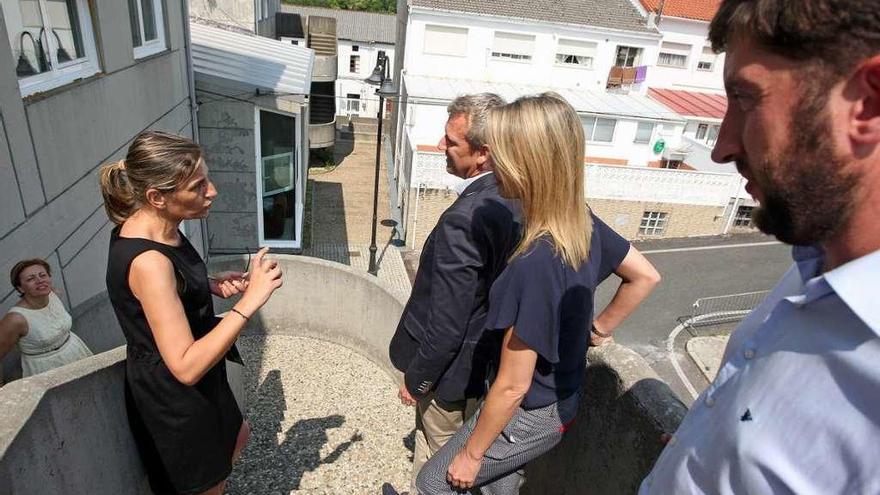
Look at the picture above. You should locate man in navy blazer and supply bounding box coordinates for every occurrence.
[388,93,521,492]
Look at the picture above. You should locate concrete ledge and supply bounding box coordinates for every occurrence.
[0,347,151,494]
[0,254,685,494]
[524,343,688,494]
[208,254,407,379]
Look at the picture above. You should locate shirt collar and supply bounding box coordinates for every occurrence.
[823,248,880,336]
[789,245,880,335]
[453,171,493,195]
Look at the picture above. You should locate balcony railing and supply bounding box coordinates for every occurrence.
[606,65,648,92]
[411,152,744,206]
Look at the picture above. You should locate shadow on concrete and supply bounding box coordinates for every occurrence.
[333,138,356,163]
[402,428,415,463]
[307,181,351,264]
[227,369,362,493]
[523,361,686,495]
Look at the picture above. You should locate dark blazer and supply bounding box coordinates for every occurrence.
[389,174,521,402]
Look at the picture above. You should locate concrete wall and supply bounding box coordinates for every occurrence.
[646,17,725,93]
[0,0,204,374]
[190,0,257,33]
[197,80,309,254]
[402,185,750,250]
[0,255,686,494]
[336,39,396,118]
[405,10,660,91]
[524,343,688,494]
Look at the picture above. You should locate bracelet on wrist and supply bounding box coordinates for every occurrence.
[230,308,249,321]
[591,324,612,338]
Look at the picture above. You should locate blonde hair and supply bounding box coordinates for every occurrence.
[99,131,203,225]
[487,92,592,269]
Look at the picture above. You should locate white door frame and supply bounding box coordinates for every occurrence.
[254,106,304,249]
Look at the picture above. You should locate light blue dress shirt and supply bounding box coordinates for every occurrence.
[640,246,880,495]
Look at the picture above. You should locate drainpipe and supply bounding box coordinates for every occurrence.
[181,0,209,257]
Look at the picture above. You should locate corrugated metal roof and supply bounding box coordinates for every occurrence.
[190,21,314,95]
[648,88,727,120]
[279,5,396,44]
[404,75,684,121]
[409,0,656,34]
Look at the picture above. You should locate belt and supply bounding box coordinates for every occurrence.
[20,332,71,356]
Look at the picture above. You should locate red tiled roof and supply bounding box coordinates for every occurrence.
[648,88,727,119]
[639,0,720,22]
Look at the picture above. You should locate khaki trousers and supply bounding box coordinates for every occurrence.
[411,394,479,493]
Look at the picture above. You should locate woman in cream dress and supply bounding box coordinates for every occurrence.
[0,259,92,379]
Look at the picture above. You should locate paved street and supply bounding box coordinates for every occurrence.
[595,233,793,404]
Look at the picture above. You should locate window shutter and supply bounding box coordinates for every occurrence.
[424,25,468,56]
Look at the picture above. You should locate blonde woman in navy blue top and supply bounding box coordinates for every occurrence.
[417,93,661,494]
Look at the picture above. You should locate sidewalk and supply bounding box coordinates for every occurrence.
[303,139,411,301]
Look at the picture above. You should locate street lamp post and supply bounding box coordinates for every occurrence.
[364,53,396,275]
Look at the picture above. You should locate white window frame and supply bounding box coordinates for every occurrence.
[8,0,101,97]
[734,205,755,227]
[491,31,535,63]
[254,107,303,250]
[634,122,654,144]
[131,0,167,59]
[423,24,468,58]
[657,41,690,69]
[581,115,617,143]
[615,45,642,67]
[555,38,596,69]
[639,211,668,236]
[697,46,716,71]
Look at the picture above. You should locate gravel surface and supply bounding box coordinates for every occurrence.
[227,335,414,494]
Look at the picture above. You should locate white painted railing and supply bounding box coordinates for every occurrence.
[411,151,747,207]
[585,164,743,206]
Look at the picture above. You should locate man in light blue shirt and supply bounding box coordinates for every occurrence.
[641,0,880,493]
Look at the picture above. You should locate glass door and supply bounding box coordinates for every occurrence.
[255,108,301,248]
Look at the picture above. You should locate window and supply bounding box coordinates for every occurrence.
[352,45,359,52]
[128,0,166,59]
[491,32,535,62]
[696,123,720,145]
[634,122,654,144]
[345,93,362,116]
[695,123,709,140]
[4,0,100,97]
[707,125,720,146]
[349,54,360,73]
[581,116,617,143]
[615,45,642,67]
[734,205,754,227]
[658,41,690,69]
[698,46,716,71]
[555,39,596,69]
[424,24,468,57]
[256,108,302,248]
[639,211,668,236]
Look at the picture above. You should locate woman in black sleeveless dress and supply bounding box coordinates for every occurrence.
[101,131,282,494]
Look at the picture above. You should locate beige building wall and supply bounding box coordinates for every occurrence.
[404,189,754,250]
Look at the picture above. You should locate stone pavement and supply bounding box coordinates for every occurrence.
[303,138,412,301]
[686,335,729,383]
[307,140,396,247]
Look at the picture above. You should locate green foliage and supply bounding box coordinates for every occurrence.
[281,0,396,14]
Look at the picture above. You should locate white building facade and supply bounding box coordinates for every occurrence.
[390,0,752,247]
